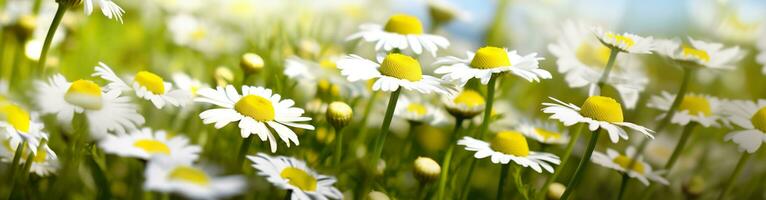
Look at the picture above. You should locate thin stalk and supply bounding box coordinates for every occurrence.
[596,47,620,91]
[664,123,697,171]
[355,91,379,144]
[333,126,344,165]
[284,190,293,200]
[537,124,585,200]
[37,4,67,77]
[459,74,499,200]
[616,173,629,200]
[560,131,601,200]
[496,163,511,200]
[6,141,26,198]
[716,153,751,200]
[236,135,254,168]
[436,118,464,199]
[369,88,402,168]
[513,165,530,200]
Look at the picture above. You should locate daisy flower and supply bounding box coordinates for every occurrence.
[592,27,654,54]
[394,95,447,125]
[458,131,560,173]
[172,73,208,105]
[518,120,569,145]
[653,37,744,70]
[721,99,766,153]
[0,141,59,176]
[549,22,648,108]
[99,128,201,163]
[81,0,125,22]
[0,103,48,154]
[93,62,190,109]
[144,156,246,199]
[434,46,551,86]
[248,153,343,200]
[347,14,449,56]
[336,53,453,94]
[541,96,654,143]
[195,85,314,152]
[648,91,726,127]
[591,147,669,186]
[284,56,369,98]
[35,74,145,139]
[442,89,485,119]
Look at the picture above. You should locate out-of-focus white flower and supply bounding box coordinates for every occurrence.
[648,92,727,127]
[722,99,766,153]
[592,27,654,54]
[144,156,246,199]
[458,131,560,173]
[653,37,744,70]
[100,128,200,163]
[248,153,343,200]
[591,147,669,186]
[93,62,190,109]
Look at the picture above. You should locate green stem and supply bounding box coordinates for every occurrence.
[459,159,478,200]
[513,165,530,200]
[664,123,697,171]
[333,126,344,165]
[496,163,511,200]
[370,88,402,168]
[560,131,601,200]
[355,91,379,144]
[616,173,629,200]
[87,148,112,199]
[37,4,67,77]
[6,141,26,198]
[236,135,254,169]
[596,47,620,91]
[284,190,293,200]
[716,153,750,200]
[459,74,499,200]
[537,124,585,200]
[436,118,464,199]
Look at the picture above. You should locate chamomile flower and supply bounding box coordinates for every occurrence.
[592,27,654,54]
[653,37,745,69]
[347,14,449,56]
[434,46,551,86]
[35,74,145,139]
[195,85,314,152]
[549,22,648,108]
[591,147,669,186]
[457,131,560,173]
[0,103,47,154]
[0,141,58,176]
[284,56,368,98]
[648,91,725,127]
[394,95,447,125]
[442,89,485,119]
[541,96,654,143]
[93,62,190,109]
[71,0,125,23]
[144,156,246,200]
[336,53,453,94]
[248,153,343,200]
[99,128,200,162]
[172,73,208,105]
[721,99,766,153]
[518,120,569,145]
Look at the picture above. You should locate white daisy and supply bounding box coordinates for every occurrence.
[394,95,447,125]
[592,27,654,54]
[284,56,369,98]
[541,96,654,143]
[0,103,48,154]
[591,147,669,186]
[195,85,314,153]
[99,128,200,163]
[93,62,190,109]
[144,156,246,200]
[347,14,449,56]
[721,99,766,153]
[653,37,745,70]
[0,140,59,176]
[336,53,453,94]
[548,21,648,108]
[35,74,145,140]
[248,153,343,200]
[81,0,125,22]
[172,73,208,105]
[647,91,726,127]
[518,120,569,145]
[457,131,560,173]
[434,46,551,86]
[442,89,485,119]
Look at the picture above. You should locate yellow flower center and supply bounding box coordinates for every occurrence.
[133,139,171,155]
[612,155,645,174]
[65,80,103,110]
[575,42,612,67]
[682,47,710,63]
[605,33,635,47]
[235,95,276,122]
[407,103,428,116]
[470,46,511,69]
[319,60,336,70]
[750,107,766,133]
[0,104,30,133]
[168,166,209,186]
[579,96,624,123]
[678,95,712,116]
[280,167,317,191]
[490,131,530,157]
[33,149,47,163]
[379,53,423,81]
[453,90,485,107]
[534,128,562,140]
[135,71,166,94]
[383,14,424,35]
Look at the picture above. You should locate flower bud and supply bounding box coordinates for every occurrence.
[413,157,441,184]
[368,190,390,200]
[547,182,566,200]
[240,53,264,74]
[326,101,353,128]
[214,66,234,87]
